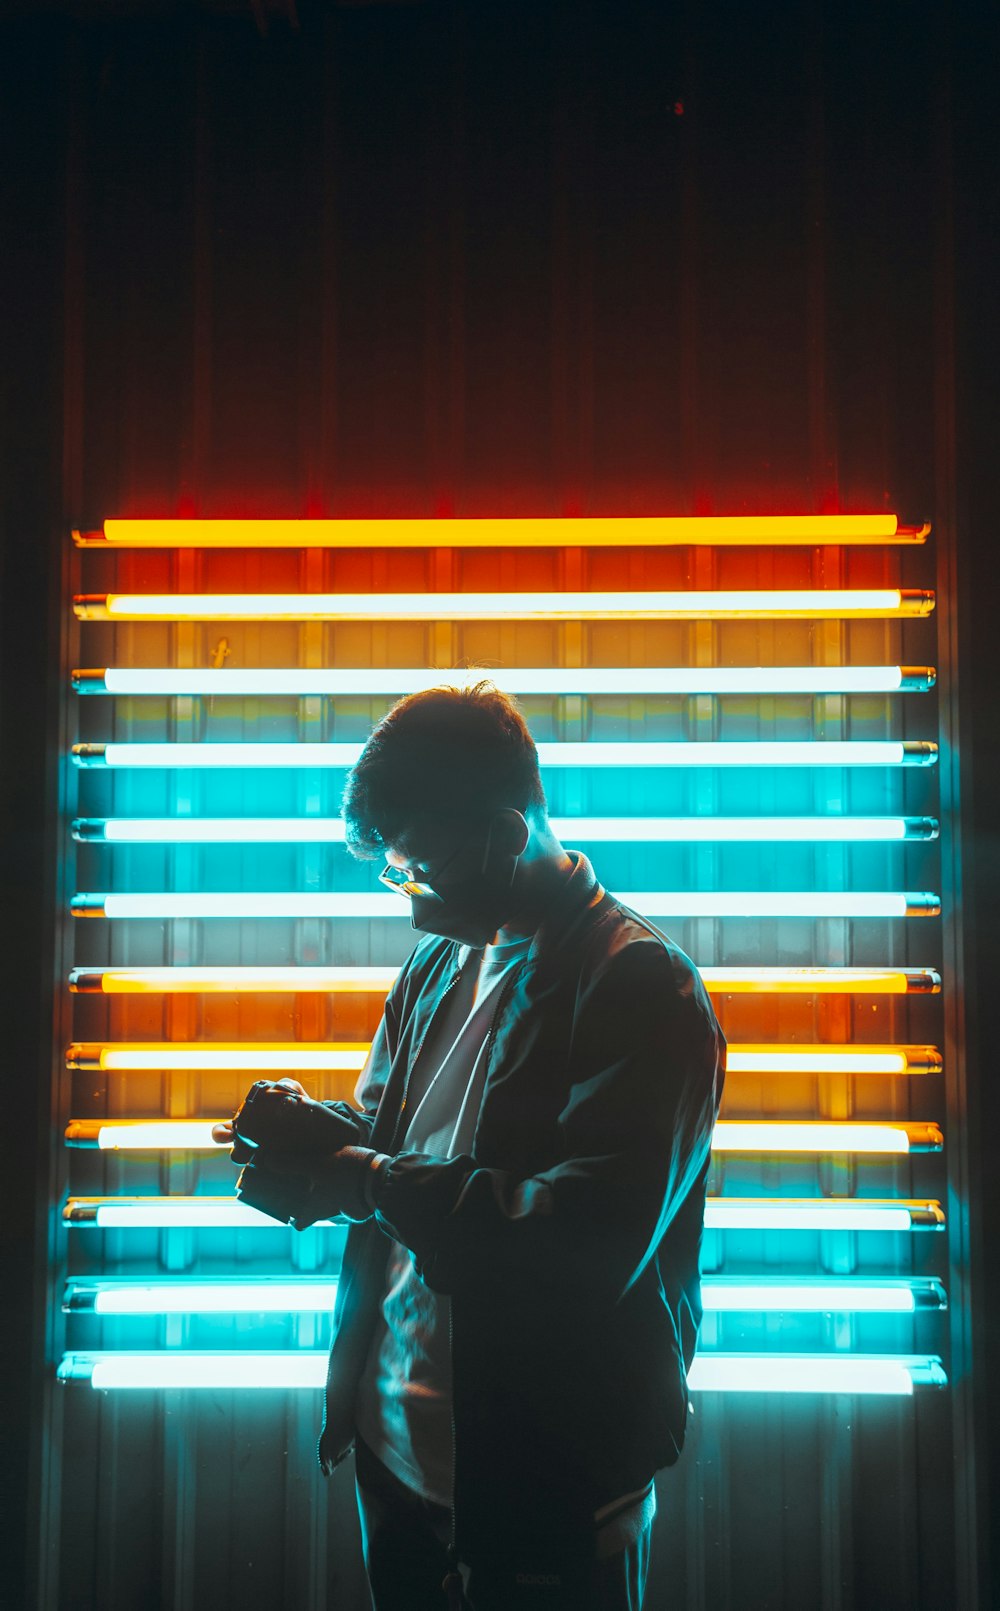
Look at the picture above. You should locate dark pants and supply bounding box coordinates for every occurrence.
[354,1436,651,1611]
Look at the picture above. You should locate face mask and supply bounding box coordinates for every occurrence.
[408,823,520,948]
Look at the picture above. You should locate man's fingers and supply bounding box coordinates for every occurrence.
[211,1121,235,1144]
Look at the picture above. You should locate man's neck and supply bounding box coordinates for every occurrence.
[495,847,574,941]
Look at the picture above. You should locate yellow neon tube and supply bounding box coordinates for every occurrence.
[72,515,929,548]
[66,1042,369,1072]
[74,588,935,622]
[69,966,402,994]
[66,1040,941,1076]
[65,1118,944,1153]
[67,965,941,996]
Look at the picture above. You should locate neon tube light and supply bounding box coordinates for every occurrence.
[72,515,930,548]
[712,1121,943,1154]
[703,1278,947,1313]
[66,1040,941,1076]
[63,1195,946,1231]
[71,740,939,769]
[71,815,940,845]
[73,589,935,623]
[66,1043,370,1072]
[72,665,937,696]
[56,1350,947,1393]
[724,1045,941,1076]
[703,1198,945,1231]
[70,966,402,994]
[71,890,942,920]
[686,1355,947,1395]
[64,1197,342,1228]
[66,1280,341,1315]
[65,1118,944,1153]
[67,965,941,997]
[62,1276,944,1316]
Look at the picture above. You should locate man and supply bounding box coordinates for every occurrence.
[219,682,725,1610]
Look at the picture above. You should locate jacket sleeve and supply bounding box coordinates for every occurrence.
[368,937,725,1307]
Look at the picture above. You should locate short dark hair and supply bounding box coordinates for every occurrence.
[341,681,548,860]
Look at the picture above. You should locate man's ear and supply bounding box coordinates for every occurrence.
[483,809,529,865]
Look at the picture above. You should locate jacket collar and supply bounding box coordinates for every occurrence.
[452,849,605,973]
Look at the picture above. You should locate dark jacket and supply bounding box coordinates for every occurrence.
[320,850,725,1570]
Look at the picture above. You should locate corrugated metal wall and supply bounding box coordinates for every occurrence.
[6,2,988,1608]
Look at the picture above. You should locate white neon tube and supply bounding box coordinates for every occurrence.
[702,1199,944,1231]
[63,1195,945,1231]
[71,890,942,920]
[73,588,935,622]
[72,814,938,845]
[63,1198,342,1229]
[57,1350,947,1393]
[66,1118,943,1154]
[72,739,938,769]
[686,1355,947,1395]
[83,1281,340,1315]
[73,665,936,697]
[712,1121,942,1154]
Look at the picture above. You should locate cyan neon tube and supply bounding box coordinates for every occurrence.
[71,514,930,548]
[71,814,940,845]
[73,588,936,622]
[62,1275,944,1316]
[67,965,942,996]
[72,665,937,696]
[63,1195,946,1231]
[56,1350,947,1392]
[71,739,939,769]
[70,891,942,919]
[700,1278,946,1314]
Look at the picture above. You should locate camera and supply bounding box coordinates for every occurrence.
[230,1080,361,1230]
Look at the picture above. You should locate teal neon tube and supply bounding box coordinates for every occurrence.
[62,1276,943,1317]
[56,1351,947,1393]
[72,814,939,844]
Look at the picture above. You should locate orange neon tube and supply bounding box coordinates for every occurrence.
[72,515,930,548]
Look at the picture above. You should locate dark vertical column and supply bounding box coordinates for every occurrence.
[0,17,73,1611]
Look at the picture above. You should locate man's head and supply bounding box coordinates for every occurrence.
[341,681,554,946]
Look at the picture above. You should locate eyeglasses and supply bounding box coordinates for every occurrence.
[378,840,473,900]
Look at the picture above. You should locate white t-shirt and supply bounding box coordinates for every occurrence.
[353,934,532,1506]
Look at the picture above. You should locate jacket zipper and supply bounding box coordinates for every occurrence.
[443,959,525,1594]
[388,961,464,1153]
